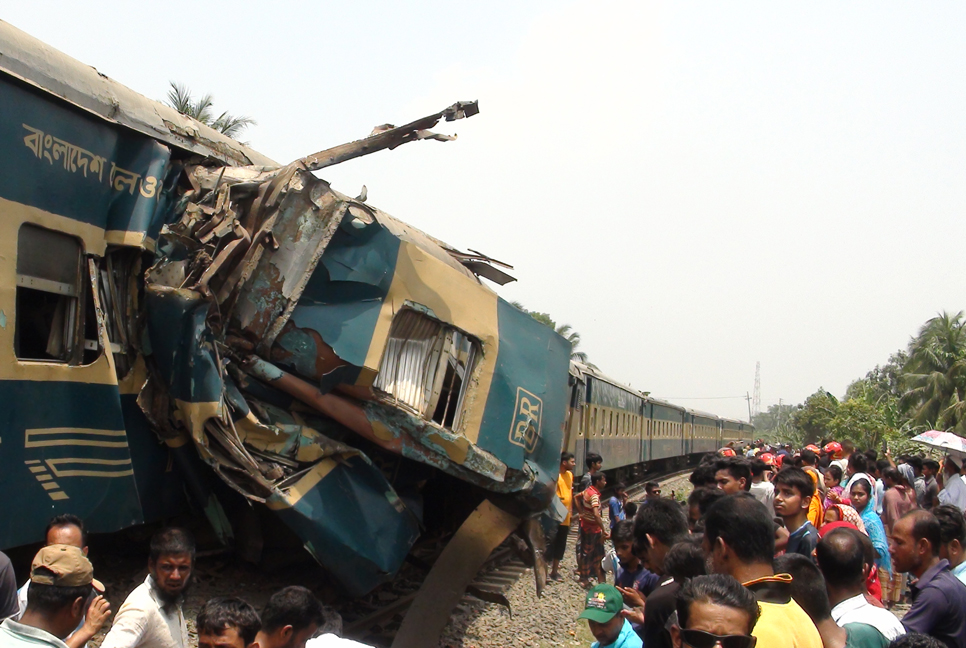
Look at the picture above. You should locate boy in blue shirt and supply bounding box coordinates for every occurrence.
[608,483,627,533]
[578,583,642,648]
[774,466,819,559]
[605,521,659,596]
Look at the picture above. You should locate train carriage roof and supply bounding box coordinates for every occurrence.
[0,20,277,167]
[687,408,720,421]
[570,361,644,396]
[647,396,686,413]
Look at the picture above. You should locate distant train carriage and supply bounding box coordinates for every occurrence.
[648,397,686,461]
[566,363,647,475]
[688,409,720,455]
[720,418,744,447]
[563,362,754,482]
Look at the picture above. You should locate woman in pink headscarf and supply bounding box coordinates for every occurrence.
[823,502,867,534]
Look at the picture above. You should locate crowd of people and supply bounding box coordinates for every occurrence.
[5,441,966,648]
[0,517,362,648]
[558,441,966,648]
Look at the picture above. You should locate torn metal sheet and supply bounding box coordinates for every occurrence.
[132,100,570,596]
[391,500,520,648]
[1,19,573,614]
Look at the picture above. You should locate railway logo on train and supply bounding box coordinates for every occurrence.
[509,387,542,453]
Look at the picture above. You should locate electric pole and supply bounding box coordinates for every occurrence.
[752,362,761,418]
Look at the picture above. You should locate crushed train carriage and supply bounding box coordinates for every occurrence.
[0,17,572,622]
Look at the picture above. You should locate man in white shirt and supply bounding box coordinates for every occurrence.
[937,457,966,512]
[843,453,873,494]
[0,545,105,648]
[100,528,193,648]
[253,587,326,648]
[816,526,905,641]
[748,458,775,511]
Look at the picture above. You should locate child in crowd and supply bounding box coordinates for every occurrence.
[773,466,819,559]
[823,464,845,507]
[602,521,659,596]
[608,483,627,533]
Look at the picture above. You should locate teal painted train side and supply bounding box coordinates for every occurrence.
[0,19,572,604]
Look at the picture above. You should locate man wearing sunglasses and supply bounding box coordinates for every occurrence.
[669,574,759,648]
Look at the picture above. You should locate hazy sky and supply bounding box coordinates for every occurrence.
[7,2,966,420]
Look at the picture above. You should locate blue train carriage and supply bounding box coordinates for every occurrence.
[565,362,647,481]
[0,19,277,553]
[719,417,745,448]
[647,396,687,462]
[0,18,574,623]
[687,409,721,456]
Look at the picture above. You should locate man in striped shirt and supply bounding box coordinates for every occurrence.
[578,472,609,589]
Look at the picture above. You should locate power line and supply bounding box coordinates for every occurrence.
[663,396,747,400]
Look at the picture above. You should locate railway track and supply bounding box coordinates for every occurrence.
[340,467,695,646]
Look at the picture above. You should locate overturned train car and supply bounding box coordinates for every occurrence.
[0,18,571,630]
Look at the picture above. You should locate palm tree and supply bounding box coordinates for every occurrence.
[509,302,595,367]
[901,311,966,433]
[166,82,256,140]
[555,323,595,368]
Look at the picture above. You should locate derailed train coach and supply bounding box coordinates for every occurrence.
[0,19,571,639]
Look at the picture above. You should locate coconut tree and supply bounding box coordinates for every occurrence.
[509,302,595,367]
[166,82,256,140]
[901,311,966,433]
[555,323,595,368]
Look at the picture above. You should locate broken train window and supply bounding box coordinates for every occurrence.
[15,224,97,364]
[373,308,481,430]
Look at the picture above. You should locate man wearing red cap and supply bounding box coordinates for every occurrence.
[0,545,105,648]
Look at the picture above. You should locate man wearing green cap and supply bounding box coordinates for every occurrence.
[578,583,643,648]
[0,545,104,648]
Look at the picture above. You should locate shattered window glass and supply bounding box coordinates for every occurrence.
[15,224,88,363]
[374,308,481,431]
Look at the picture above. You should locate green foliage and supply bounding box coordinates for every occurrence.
[510,301,594,367]
[751,402,800,443]
[166,82,256,140]
[901,311,966,433]
[827,398,894,451]
[767,311,966,453]
[529,312,556,329]
[791,389,839,444]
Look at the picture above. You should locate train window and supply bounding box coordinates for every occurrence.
[15,224,88,364]
[374,308,481,430]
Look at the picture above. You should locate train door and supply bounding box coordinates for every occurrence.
[683,413,692,455]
